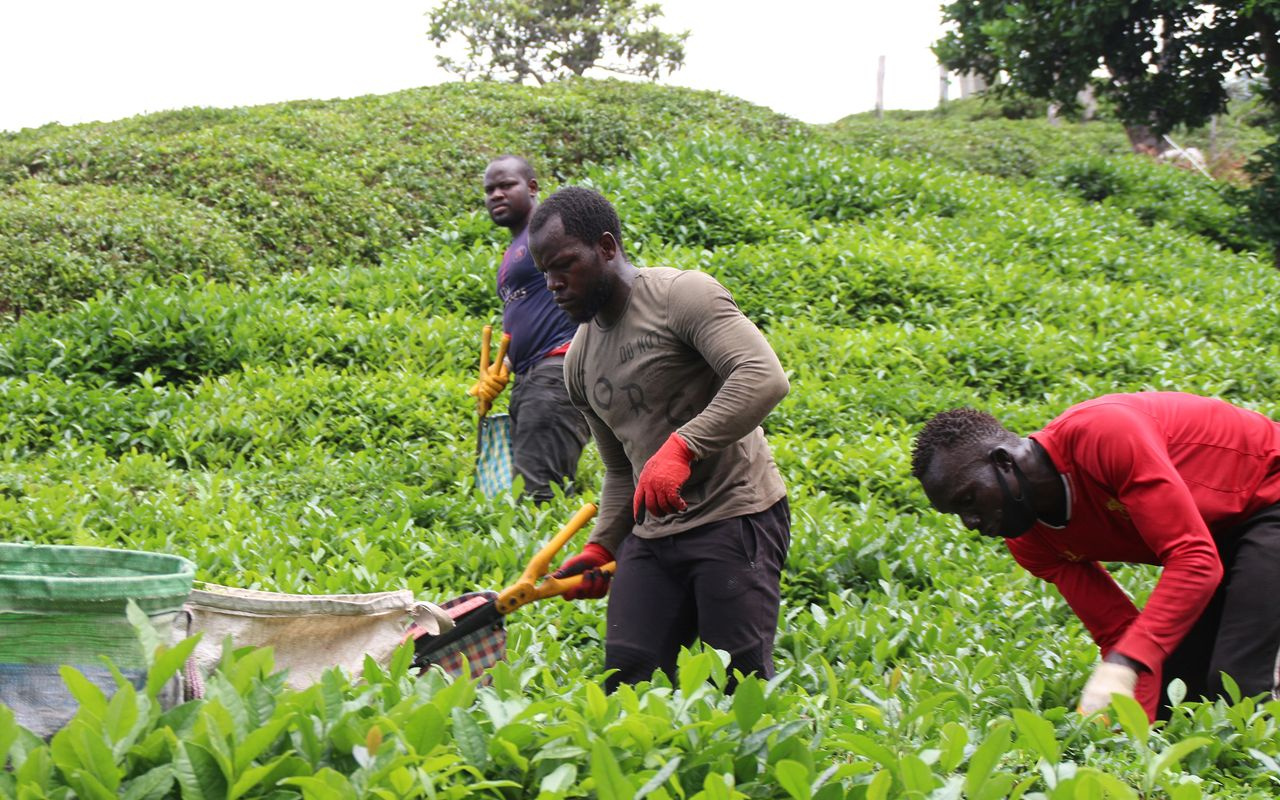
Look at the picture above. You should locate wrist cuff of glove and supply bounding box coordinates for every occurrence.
[1104,651,1149,674]
[665,432,695,463]
[581,542,612,563]
[1093,661,1139,690]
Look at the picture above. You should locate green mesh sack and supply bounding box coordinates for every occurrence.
[0,543,195,738]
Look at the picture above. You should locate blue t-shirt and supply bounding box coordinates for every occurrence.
[498,227,579,375]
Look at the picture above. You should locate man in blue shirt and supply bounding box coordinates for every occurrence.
[474,155,589,502]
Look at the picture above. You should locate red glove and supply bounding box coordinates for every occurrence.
[553,542,613,600]
[633,433,695,521]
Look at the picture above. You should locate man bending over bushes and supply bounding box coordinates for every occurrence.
[912,392,1280,720]
[529,186,791,691]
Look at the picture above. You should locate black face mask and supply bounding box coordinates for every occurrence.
[991,456,1038,538]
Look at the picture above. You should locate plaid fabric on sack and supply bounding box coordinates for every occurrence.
[427,592,506,681]
[476,414,513,498]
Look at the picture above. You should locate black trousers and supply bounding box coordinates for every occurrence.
[603,498,790,693]
[1158,500,1280,718]
[509,356,589,503]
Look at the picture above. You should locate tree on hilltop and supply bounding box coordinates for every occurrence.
[426,0,688,85]
[933,0,1279,152]
[935,0,1280,268]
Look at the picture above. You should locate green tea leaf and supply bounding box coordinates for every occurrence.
[104,680,145,759]
[584,681,609,724]
[1110,695,1149,747]
[938,721,968,772]
[866,769,893,800]
[57,667,108,723]
[232,713,291,772]
[0,705,19,766]
[121,765,175,800]
[898,753,938,794]
[964,721,1012,795]
[1081,768,1139,800]
[841,733,896,769]
[678,650,714,697]
[404,704,446,754]
[540,763,577,793]
[67,768,116,800]
[1012,709,1059,763]
[590,738,635,800]
[635,757,681,799]
[147,634,201,699]
[732,676,765,732]
[451,707,489,769]
[1167,780,1203,800]
[1148,737,1212,784]
[281,768,354,800]
[774,759,811,800]
[174,741,228,800]
[125,600,162,663]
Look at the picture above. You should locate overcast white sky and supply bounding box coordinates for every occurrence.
[0,0,951,133]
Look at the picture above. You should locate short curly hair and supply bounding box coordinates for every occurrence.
[487,154,535,182]
[530,186,624,253]
[910,408,1014,479]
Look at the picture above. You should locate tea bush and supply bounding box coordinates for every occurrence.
[830,109,1274,258]
[829,115,1130,179]
[0,180,252,316]
[0,80,798,317]
[1042,155,1256,250]
[2,82,1280,797]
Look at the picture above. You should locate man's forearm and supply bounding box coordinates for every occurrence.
[678,354,788,456]
[670,272,789,456]
[582,411,636,553]
[587,467,636,554]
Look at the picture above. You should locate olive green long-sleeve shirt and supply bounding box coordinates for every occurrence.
[564,267,788,553]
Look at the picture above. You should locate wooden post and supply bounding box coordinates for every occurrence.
[939,65,949,105]
[876,55,885,119]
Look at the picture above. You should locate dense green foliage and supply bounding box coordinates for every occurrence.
[932,0,1280,263]
[1238,135,1280,268]
[830,112,1132,179]
[0,80,793,317]
[2,81,1280,797]
[831,109,1267,254]
[932,0,1280,140]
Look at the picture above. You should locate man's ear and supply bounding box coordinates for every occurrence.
[528,177,539,195]
[598,231,619,260]
[990,447,1015,471]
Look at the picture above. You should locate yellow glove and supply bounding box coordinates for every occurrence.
[467,326,511,417]
[1078,661,1138,714]
[468,370,509,404]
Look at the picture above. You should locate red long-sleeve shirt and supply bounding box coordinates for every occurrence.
[1008,392,1280,717]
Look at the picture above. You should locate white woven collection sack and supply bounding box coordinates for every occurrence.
[185,583,453,690]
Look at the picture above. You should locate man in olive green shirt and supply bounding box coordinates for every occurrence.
[528,186,791,691]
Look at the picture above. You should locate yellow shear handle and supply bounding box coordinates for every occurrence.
[509,560,616,608]
[475,326,512,419]
[480,325,493,373]
[496,503,600,613]
[493,333,511,375]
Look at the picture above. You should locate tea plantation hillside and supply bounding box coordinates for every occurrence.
[2,81,1279,797]
[0,80,795,318]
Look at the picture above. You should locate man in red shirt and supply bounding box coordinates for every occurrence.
[912,392,1280,719]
